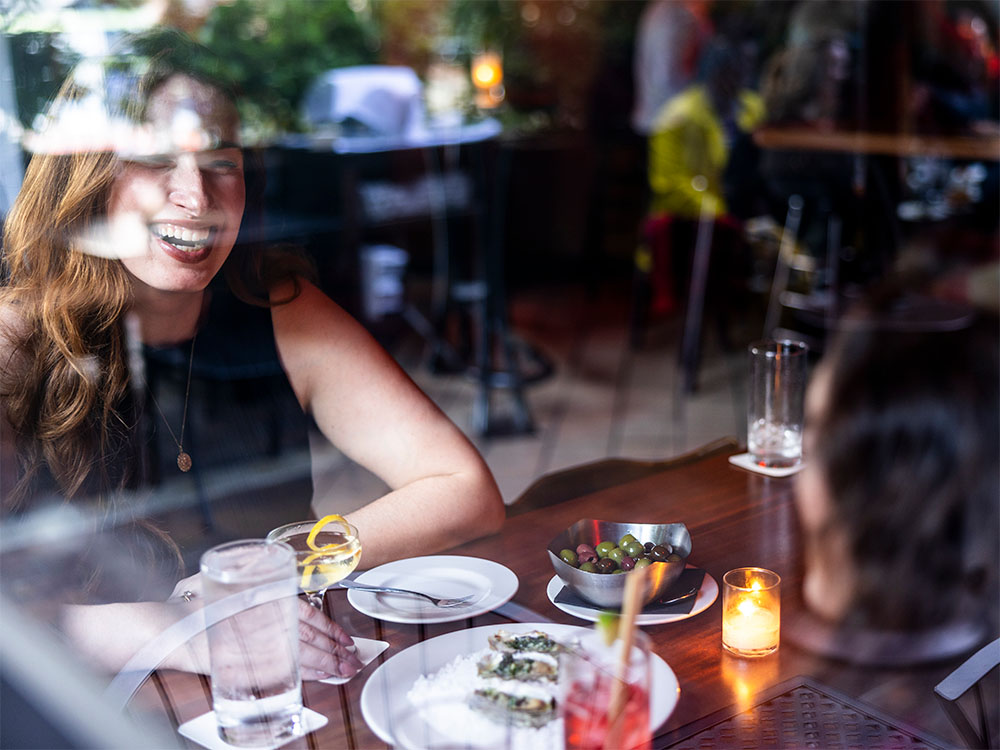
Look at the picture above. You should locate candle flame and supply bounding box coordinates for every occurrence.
[750,580,762,591]
[737,598,757,616]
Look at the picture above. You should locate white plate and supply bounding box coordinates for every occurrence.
[346,555,518,624]
[546,570,718,625]
[360,622,680,749]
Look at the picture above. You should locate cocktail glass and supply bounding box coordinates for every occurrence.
[562,630,652,750]
[267,515,362,614]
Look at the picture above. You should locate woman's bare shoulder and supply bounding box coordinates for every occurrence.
[269,277,358,329]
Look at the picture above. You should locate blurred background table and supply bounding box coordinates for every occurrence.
[754,127,1000,161]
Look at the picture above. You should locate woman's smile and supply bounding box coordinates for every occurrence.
[151,222,216,250]
[150,221,219,264]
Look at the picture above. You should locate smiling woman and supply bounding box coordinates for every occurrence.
[0,29,503,681]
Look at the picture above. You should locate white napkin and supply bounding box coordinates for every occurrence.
[178,708,327,750]
[319,636,389,685]
[728,452,804,477]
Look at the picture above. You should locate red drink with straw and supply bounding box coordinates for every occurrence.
[563,573,653,750]
[564,676,651,750]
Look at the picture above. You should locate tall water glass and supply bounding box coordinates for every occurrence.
[201,539,303,747]
[747,339,808,468]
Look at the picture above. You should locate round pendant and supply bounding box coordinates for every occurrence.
[177,452,192,472]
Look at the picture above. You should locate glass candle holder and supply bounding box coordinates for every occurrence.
[722,567,780,657]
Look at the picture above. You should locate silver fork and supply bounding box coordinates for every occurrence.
[338,579,476,608]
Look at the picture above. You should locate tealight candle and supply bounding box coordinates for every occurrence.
[722,567,780,657]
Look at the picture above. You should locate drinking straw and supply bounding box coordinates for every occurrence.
[603,565,650,750]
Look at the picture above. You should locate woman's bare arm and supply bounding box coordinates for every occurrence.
[60,581,361,680]
[270,279,505,569]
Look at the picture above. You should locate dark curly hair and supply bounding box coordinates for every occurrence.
[812,294,999,631]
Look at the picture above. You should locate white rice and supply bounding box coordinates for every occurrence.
[405,647,565,750]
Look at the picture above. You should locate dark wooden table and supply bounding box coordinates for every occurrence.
[131,449,970,748]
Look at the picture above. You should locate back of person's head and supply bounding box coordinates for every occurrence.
[809,292,998,632]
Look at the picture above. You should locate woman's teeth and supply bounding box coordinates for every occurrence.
[151,223,214,251]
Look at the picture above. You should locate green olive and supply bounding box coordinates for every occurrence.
[595,541,616,559]
[634,557,652,569]
[579,561,598,573]
[618,533,637,548]
[607,547,625,564]
[624,541,644,559]
[559,549,579,566]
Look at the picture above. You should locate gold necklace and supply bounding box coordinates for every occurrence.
[146,335,197,472]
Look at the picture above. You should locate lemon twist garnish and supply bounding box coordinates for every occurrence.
[300,514,352,590]
[306,514,350,551]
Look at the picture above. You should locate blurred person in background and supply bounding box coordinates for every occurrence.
[647,40,764,219]
[0,30,503,679]
[791,289,999,665]
[631,0,714,136]
[636,40,763,373]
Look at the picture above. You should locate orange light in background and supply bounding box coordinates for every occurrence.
[472,52,502,89]
[471,52,504,109]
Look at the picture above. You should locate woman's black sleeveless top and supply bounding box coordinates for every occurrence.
[140,282,314,574]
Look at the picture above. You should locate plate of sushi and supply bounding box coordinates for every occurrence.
[359,622,679,749]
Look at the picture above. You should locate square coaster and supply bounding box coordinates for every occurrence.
[319,637,389,685]
[728,452,804,477]
[178,707,327,750]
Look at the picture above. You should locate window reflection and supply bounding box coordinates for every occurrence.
[1,1,997,745]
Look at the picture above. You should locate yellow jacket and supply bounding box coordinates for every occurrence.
[648,86,764,218]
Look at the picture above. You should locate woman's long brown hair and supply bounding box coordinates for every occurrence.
[1,30,313,512]
[2,145,132,505]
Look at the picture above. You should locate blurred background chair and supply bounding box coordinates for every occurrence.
[507,436,738,516]
[934,637,1000,749]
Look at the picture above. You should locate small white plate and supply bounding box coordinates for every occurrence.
[546,570,718,625]
[346,555,519,624]
[360,622,679,749]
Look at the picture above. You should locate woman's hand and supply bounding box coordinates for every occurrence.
[170,572,203,602]
[295,599,362,680]
[170,573,362,680]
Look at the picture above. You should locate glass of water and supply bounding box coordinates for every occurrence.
[201,539,303,747]
[747,340,808,468]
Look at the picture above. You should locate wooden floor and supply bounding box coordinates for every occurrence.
[313,280,761,515]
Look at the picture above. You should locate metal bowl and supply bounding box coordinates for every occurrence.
[547,519,691,609]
